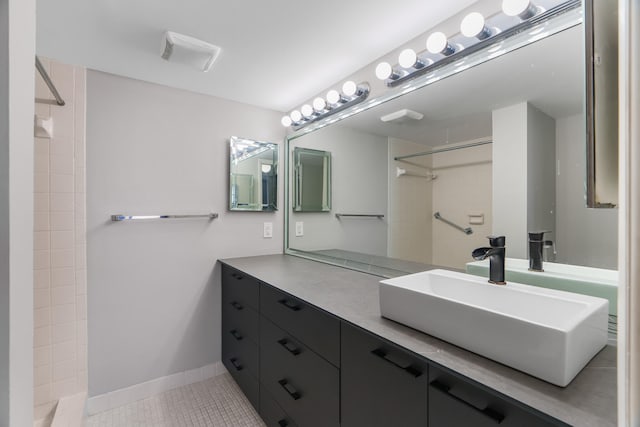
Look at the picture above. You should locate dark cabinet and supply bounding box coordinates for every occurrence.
[428,366,569,427]
[341,322,429,427]
[260,389,298,427]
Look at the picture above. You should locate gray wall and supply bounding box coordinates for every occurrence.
[87,71,285,396]
[555,114,617,268]
[0,0,35,424]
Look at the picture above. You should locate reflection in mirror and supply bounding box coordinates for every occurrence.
[229,136,278,211]
[286,20,618,278]
[293,147,331,212]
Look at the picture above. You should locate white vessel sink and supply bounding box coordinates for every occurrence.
[466,258,618,314]
[379,269,609,387]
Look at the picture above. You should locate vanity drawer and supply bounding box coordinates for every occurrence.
[222,300,259,345]
[222,323,259,407]
[260,316,339,427]
[222,264,259,310]
[428,366,568,427]
[341,321,429,427]
[259,388,299,427]
[260,283,340,367]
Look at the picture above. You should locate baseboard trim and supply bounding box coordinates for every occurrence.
[87,361,227,415]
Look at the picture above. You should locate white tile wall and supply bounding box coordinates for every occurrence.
[33,59,88,425]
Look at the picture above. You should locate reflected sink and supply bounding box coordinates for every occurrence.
[379,269,609,387]
[466,258,618,314]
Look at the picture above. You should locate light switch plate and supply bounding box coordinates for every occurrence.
[263,222,273,238]
[295,221,304,237]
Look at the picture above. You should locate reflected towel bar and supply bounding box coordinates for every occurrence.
[35,56,66,106]
[434,212,472,235]
[335,213,384,219]
[394,140,492,161]
[111,213,219,222]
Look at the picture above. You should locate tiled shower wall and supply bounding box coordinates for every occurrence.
[33,58,87,423]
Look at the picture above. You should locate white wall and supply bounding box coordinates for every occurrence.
[289,126,388,255]
[431,140,492,269]
[555,114,617,268]
[387,138,433,263]
[0,0,35,425]
[86,71,285,396]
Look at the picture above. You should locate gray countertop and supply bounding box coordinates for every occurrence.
[220,254,617,427]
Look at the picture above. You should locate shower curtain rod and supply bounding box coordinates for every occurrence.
[35,56,65,106]
[393,140,492,161]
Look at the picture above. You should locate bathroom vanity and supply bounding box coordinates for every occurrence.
[220,255,616,427]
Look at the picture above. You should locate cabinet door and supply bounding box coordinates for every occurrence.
[221,264,259,310]
[260,388,298,427]
[341,322,429,427]
[429,366,569,427]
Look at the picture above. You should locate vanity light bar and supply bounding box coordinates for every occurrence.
[376,0,578,87]
[281,81,371,130]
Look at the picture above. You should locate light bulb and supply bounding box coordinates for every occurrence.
[326,89,341,105]
[313,97,326,112]
[426,32,453,55]
[375,62,393,80]
[342,80,357,97]
[461,12,491,39]
[398,49,419,69]
[281,116,292,127]
[290,110,302,123]
[301,104,314,118]
[502,0,538,19]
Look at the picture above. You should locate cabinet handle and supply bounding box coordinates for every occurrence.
[430,380,505,424]
[278,338,301,356]
[230,301,244,311]
[370,348,423,378]
[230,330,243,341]
[231,273,244,280]
[230,358,243,372]
[278,298,301,312]
[277,420,289,427]
[278,379,302,400]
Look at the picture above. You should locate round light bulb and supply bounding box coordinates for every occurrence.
[290,110,302,123]
[460,12,486,37]
[281,116,292,127]
[312,97,326,111]
[342,80,357,97]
[502,0,533,17]
[426,32,448,54]
[375,62,393,80]
[301,104,314,118]
[326,89,341,105]
[398,49,418,69]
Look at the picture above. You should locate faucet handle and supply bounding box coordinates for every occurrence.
[487,235,505,247]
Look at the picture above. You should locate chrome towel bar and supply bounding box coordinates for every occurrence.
[335,213,384,219]
[433,212,472,235]
[111,213,219,222]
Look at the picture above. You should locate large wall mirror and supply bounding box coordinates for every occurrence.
[229,136,278,211]
[285,2,618,279]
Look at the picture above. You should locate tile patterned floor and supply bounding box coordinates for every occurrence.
[86,373,266,427]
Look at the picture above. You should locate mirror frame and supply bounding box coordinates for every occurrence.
[293,147,332,212]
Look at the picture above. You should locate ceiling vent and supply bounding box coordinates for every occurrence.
[161,31,221,72]
[380,109,424,124]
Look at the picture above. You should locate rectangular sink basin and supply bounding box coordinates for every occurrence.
[379,269,609,387]
[466,258,618,315]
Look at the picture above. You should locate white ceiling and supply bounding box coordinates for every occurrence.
[35,0,478,112]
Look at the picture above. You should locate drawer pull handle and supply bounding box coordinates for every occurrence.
[231,273,244,280]
[278,379,301,400]
[230,330,243,341]
[230,358,243,372]
[430,380,505,424]
[277,338,301,356]
[277,420,289,427]
[371,348,422,378]
[230,301,244,311]
[278,299,301,312]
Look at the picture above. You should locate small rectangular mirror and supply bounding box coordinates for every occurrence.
[229,136,278,211]
[293,147,331,212]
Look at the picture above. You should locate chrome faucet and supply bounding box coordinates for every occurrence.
[528,231,551,272]
[472,236,506,285]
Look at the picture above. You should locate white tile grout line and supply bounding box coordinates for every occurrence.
[87,361,227,415]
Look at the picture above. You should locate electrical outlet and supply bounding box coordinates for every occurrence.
[263,222,273,238]
[295,221,304,237]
